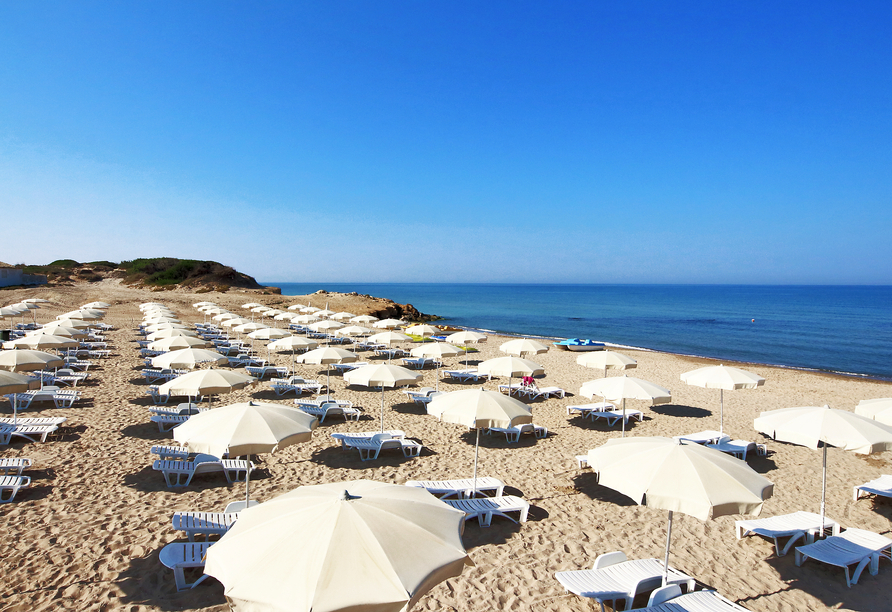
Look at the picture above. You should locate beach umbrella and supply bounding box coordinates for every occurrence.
[248,327,290,341]
[43,318,92,329]
[213,312,239,322]
[587,436,773,585]
[173,401,317,505]
[193,301,217,308]
[428,389,532,494]
[59,309,103,320]
[147,336,212,351]
[26,326,87,338]
[4,334,78,351]
[291,314,320,325]
[22,298,51,304]
[334,325,372,338]
[499,338,549,357]
[152,348,228,370]
[351,314,379,324]
[374,318,405,329]
[405,324,439,337]
[159,369,256,408]
[477,356,544,396]
[580,375,671,437]
[576,350,637,378]
[222,317,253,328]
[287,304,304,311]
[251,306,272,313]
[308,320,344,333]
[329,311,356,321]
[754,405,892,531]
[204,480,472,612]
[263,310,284,318]
[82,301,111,309]
[344,364,421,432]
[296,347,357,396]
[409,342,463,391]
[315,309,335,318]
[300,306,321,313]
[274,312,296,322]
[681,365,765,434]
[855,398,892,426]
[268,336,318,375]
[143,322,190,333]
[0,349,64,372]
[140,302,166,309]
[233,322,269,334]
[369,331,412,345]
[242,302,264,309]
[446,331,487,368]
[146,328,199,341]
[0,370,40,424]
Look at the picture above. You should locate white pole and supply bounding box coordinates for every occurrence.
[720,389,724,435]
[472,426,480,496]
[380,385,385,433]
[820,444,827,534]
[621,398,626,438]
[245,455,251,505]
[662,510,674,586]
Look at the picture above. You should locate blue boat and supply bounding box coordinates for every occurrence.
[553,338,605,352]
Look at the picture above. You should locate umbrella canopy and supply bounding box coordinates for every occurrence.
[147,335,212,351]
[233,322,269,334]
[576,350,637,376]
[0,349,64,372]
[214,313,239,322]
[329,311,356,321]
[274,312,296,321]
[0,370,41,424]
[268,336,318,352]
[754,405,892,530]
[344,364,421,431]
[44,318,92,329]
[247,328,291,341]
[292,314,320,325]
[405,324,440,337]
[143,323,190,333]
[159,369,256,404]
[287,304,305,311]
[369,331,412,346]
[193,301,217,307]
[580,375,671,436]
[446,331,487,345]
[222,317,253,328]
[26,326,88,338]
[477,356,544,391]
[373,318,405,329]
[297,347,357,395]
[146,328,199,341]
[351,314,379,324]
[22,298,51,304]
[82,301,111,309]
[174,401,317,505]
[59,309,103,320]
[152,348,228,370]
[4,334,78,350]
[587,436,773,584]
[428,389,532,493]
[410,343,464,391]
[855,398,892,426]
[681,365,765,434]
[308,320,344,332]
[251,306,272,313]
[334,325,372,338]
[499,338,549,357]
[204,480,472,612]
[300,306,322,313]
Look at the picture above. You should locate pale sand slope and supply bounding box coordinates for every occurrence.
[0,281,890,612]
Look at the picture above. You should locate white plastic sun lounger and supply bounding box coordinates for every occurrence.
[153,454,255,487]
[0,475,30,503]
[735,511,840,556]
[151,445,191,460]
[0,424,59,445]
[555,552,696,612]
[443,368,490,382]
[150,414,191,432]
[0,417,67,427]
[854,474,892,501]
[270,376,324,396]
[404,477,505,499]
[486,423,548,442]
[706,439,767,461]
[443,495,530,527]
[0,458,32,476]
[159,541,212,590]
[172,511,240,541]
[351,433,422,461]
[149,403,202,417]
[642,586,750,611]
[294,401,361,423]
[795,528,892,587]
[527,386,566,399]
[330,430,405,448]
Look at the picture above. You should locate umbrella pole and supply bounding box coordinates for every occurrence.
[436,361,440,392]
[472,426,480,496]
[13,394,18,426]
[662,510,674,586]
[720,389,724,435]
[381,385,385,433]
[245,455,251,505]
[622,398,626,438]
[821,444,827,534]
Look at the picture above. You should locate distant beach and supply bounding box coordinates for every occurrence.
[271,283,892,380]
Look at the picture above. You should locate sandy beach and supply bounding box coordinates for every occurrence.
[1,280,890,612]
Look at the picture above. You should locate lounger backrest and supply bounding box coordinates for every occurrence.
[193,453,219,465]
[592,550,627,570]
[370,433,393,444]
[648,584,682,607]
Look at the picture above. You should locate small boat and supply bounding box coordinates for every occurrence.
[553,338,605,352]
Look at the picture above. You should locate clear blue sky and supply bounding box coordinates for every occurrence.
[2,2,890,284]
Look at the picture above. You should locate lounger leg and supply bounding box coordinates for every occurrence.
[781,531,807,556]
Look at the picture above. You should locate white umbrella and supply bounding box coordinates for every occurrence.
[754,405,892,531]
[247,328,290,341]
[159,369,256,408]
[43,318,91,329]
[315,309,335,318]
[446,330,487,367]
[329,311,356,321]
[499,338,549,357]
[222,317,253,328]
[580,375,671,437]
[300,306,321,313]
[242,302,264,309]
[855,398,892,426]
[286,304,304,311]
[151,348,228,370]
[274,312,296,322]
[350,314,379,324]
[587,436,774,585]
[82,301,111,309]
[233,322,269,334]
[291,314,320,325]
[409,342,463,391]
[576,350,637,377]
[369,331,412,345]
[0,370,40,424]
[146,328,199,341]
[147,336,212,351]
[405,324,440,337]
[26,326,87,338]
[681,365,765,434]
[0,349,64,372]
[344,364,421,431]
[308,320,344,333]
[4,334,78,351]
[268,336,318,375]
[477,356,544,396]
[204,480,471,612]
[193,301,217,308]
[296,347,357,396]
[373,318,405,329]
[213,313,238,322]
[428,389,532,494]
[143,323,190,333]
[173,401,317,505]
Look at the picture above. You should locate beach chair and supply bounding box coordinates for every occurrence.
[443,368,489,382]
[567,402,617,418]
[269,376,324,396]
[7,387,80,409]
[854,474,892,501]
[402,387,435,402]
[0,475,30,503]
[643,586,750,611]
[331,361,367,373]
[172,511,240,541]
[63,357,93,371]
[0,417,67,427]
[795,528,892,587]
[486,423,548,443]
[159,541,212,590]
[350,432,423,461]
[330,430,405,448]
[443,495,530,527]
[735,511,840,556]
[150,414,191,432]
[245,364,288,379]
[497,382,528,396]
[0,458,32,476]
[152,454,255,487]
[401,356,434,369]
[555,552,696,612]
[527,385,566,400]
[590,408,644,427]
[706,439,766,461]
[148,402,201,417]
[294,400,361,423]
[0,424,59,445]
[151,445,191,460]
[404,477,505,499]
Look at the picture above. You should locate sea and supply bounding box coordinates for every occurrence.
[265,283,892,381]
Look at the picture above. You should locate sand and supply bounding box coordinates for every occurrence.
[1,280,890,612]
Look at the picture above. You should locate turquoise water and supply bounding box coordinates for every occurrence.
[266,283,892,380]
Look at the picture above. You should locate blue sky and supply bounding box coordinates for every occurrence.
[2,2,890,284]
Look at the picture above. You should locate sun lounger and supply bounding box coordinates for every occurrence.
[706,439,767,461]
[172,511,240,541]
[63,357,93,371]
[142,368,185,383]
[498,382,529,397]
[159,541,212,590]
[589,408,644,427]
[0,424,59,445]
[403,388,443,405]
[294,400,361,423]
[675,430,725,445]
[402,357,434,369]
[643,586,750,611]
[0,475,30,503]
[0,458,32,476]
[150,414,191,432]
[576,455,590,469]
[245,364,289,379]
[735,511,840,556]
[151,445,191,460]
[152,454,255,487]
[331,361,367,373]
[486,423,548,442]
[404,477,505,499]
[854,474,892,501]
[149,403,202,417]
[7,387,80,409]
[330,430,405,448]
[269,376,324,396]
[0,417,67,426]
[350,432,423,461]
[567,402,617,418]
[795,528,892,587]
[555,552,696,612]
[443,495,530,527]
[443,368,490,382]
